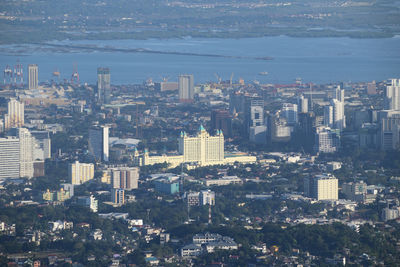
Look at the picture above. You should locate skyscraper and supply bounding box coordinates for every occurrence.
[282,103,298,125]
[179,74,194,102]
[97,67,111,104]
[211,109,232,137]
[333,85,345,102]
[111,188,125,205]
[314,126,340,153]
[4,98,24,130]
[28,64,38,90]
[0,137,20,179]
[298,95,309,113]
[18,128,35,178]
[111,167,139,190]
[89,126,109,161]
[331,99,346,131]
[385,79,400,110]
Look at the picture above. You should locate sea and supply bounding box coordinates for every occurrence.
[0,36,399,85]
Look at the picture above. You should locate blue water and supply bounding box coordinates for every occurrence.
[0,36,399,85]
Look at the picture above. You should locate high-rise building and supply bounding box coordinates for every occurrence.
[111,188,125,205]
[333,86,345,102]
[30,131,51,160]
[282,103,298,125]
[211,109,232,137]
[379,111,400,150]
[304,174,338,201]
[178,125,224,165]
[18,128,35,178]
[68,161,95,185]
[97,67,111,104]
[314,126,340,153]
[298,95,309,113]
[4,98,24,130]
[0,137,20,179]
[178,74,194,102]
[111,167,139,190]
[324,100,345,131]
[89,126,109,161]
[28,64,38,90]
[385,79,400,110]
[77,195,98,212]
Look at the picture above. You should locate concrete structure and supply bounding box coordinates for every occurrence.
[18,128,35,178]
[68,161,94,185]
[97,67,111,104]
[28,64,38,90]
[385,79,400,110]
[137,126,256,169]
[379,110,400,150]
[0,137,20,179]
[4,98,24,130]
[314,126,340,153]
[211,109,232,137]
[200,190,215,205]
[110,167,139,190]
[282,103,298,125]
[298,95,308,113]
[89,126,109,161]
[111,188,125,205]
[154,177,180,194]
[31,131,51,160]
[77,195,98,212]
[304,173,338,201]
[179,74,194,102]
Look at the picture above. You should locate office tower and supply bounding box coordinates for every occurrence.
[314,126,340,153]
[333,86,344,102]
[111,188,125,205]
[211,109,232,137]
[18,128,35,178]
[0,137,20,179]
[111,167,139,190]
[246,98,264,128]
[281,103,298,125]
[30,131,51,160]
[304,174,338,200]
[89,126,109,161]
[379,111,400,150]
[331,99,346,130]
[268,113,291,143]
[68,161,95,185]
[324,105,333,127]
[97,67,111,104]
[4,98,24,130]
[77,195,98,212]
[298,95,309,113]
[385,79,400,110]
[28,64,38,90]
[178,74,194,102]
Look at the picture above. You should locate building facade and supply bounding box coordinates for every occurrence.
[4,98,24,130]
[97,67,111,104]
[28,64,38,90]
[304,174,338,201]
[111,167,139,190]
[385,79,400,110]
[68,161,94,185]
[179,74,194,102]
[89,126,109,161]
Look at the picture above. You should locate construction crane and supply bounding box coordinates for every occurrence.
[4,65,12,85]
[214,73,221,84]
[13,60,23,86]
[230,72,234,85]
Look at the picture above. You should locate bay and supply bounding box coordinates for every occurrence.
[0,36,399,85]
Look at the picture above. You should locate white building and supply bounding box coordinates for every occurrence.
[18,128,35,178]
[304,173,338,201]
[282,103,298,125]
[77,195,98,212]
[31,131,51,160]
[4,98,24,130]
[28,64,38,90]
[298,95,309,113]
[0,137,20,179]
[89,126,109,161]
[179,74,194,102]
[314,126,340,153]
[385,79,400,110]
[68,161,94,185]
[200,190,215,205]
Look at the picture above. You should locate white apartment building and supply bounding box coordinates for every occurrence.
[68,161,94,185]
